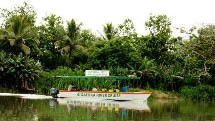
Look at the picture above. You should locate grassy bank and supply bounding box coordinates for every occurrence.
[148,90,182,100]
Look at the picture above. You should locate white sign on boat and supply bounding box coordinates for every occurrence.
[85,70,109,76]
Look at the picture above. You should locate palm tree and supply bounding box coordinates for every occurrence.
[0,15,39,55]
[60,19,87,66]
[128,57,157,88]
[102,23,116,40]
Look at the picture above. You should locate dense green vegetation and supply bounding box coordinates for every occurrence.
[0,2,215,101]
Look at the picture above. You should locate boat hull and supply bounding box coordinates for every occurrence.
[57,90,152,101]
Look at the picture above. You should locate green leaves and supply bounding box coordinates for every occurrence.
[103,23,117,40]
[88,37,141,69]
[0,52,42,90]
[143,14,173,64]
[67,19,82,41]
[0,4,39,55]
[117,18,137,38]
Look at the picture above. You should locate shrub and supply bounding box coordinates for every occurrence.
[180,85,215,101]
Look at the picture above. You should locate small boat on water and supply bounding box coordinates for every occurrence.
[51,89,151,101]
[50,73,152,101]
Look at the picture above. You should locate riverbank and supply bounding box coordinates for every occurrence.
[148,90,182,100]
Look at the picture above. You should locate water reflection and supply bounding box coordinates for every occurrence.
[54,98,151,113]
[1,94,215,121]
[52,98,151,121]
[49,98,57,107]
[148,99,215,121]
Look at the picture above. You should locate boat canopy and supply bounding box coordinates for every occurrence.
[54,76,141,90]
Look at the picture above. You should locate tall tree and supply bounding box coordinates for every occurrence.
[60,19,87,67]
[144,14,173,63]
[0,15,39,55]
[117,18,137,38]
[102,23,117,40]
[0,2,41,92]
[181,24,215,85]
[0,2,39,55]
[0,1,36,28]
[88,37,141,69]
[38,14,65,69]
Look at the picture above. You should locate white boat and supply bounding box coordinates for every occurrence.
[50,75,152,101]
[53,90,151,101]
[55,97,151,111]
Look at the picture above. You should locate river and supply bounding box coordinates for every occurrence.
[0,93,215,121]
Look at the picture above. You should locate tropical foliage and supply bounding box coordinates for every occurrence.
[1,2,215,101]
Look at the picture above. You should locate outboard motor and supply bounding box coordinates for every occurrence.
[50,87,59,98]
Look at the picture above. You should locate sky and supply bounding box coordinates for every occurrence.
[0,0,215,36]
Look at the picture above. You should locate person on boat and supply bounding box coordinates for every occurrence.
[68,83,76,91]
[92,86,98,91]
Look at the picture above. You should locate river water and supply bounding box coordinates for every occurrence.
[0,93,215,121]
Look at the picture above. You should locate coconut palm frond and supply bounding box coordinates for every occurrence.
[9,39,16,46]
[74,45,88,55]
[0,29,9,35]
[0,15,39,55]
[20,43,30,55]
[103,23,116,40]
[62,46,70,53]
